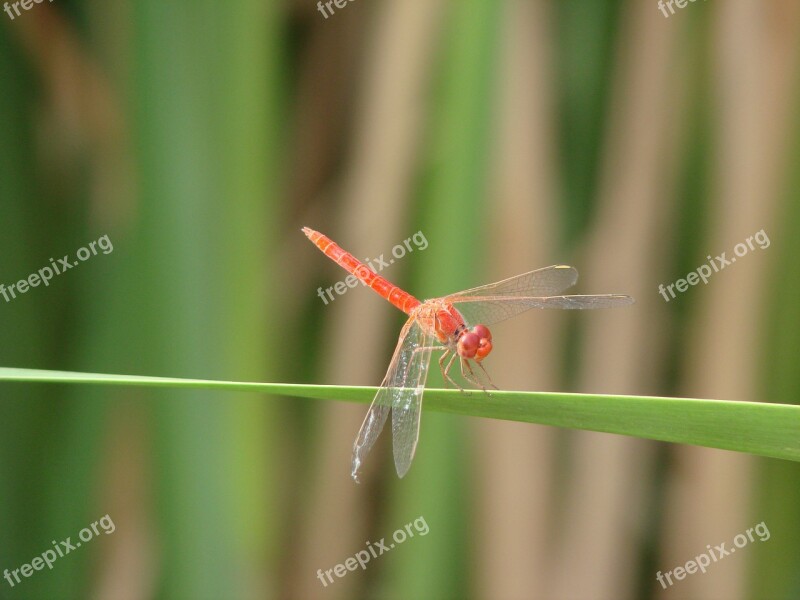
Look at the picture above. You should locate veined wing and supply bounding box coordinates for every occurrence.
[351,318,434,482]
[451,294,634,327]
[446,265,579,300]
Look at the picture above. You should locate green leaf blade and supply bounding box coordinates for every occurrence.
[1,367,797,463]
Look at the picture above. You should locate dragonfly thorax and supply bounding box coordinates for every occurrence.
[428,304,494,362]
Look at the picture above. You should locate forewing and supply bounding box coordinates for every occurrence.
[351,318,433,482]
[447,265,578,300]
[452,294,634,327]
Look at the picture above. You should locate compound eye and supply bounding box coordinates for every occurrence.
[476,339,492,361]
[457,332,480,358]
[472,324,492,342]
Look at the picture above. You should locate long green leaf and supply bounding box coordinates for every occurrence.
[1,367,797,463]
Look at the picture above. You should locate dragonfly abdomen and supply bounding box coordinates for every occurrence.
[303,227,421,314]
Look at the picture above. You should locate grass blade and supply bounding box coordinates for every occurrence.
[1,367,797,463]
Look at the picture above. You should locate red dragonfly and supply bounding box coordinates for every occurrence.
[303,227,634,482]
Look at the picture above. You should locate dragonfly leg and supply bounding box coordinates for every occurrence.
[438,351,451,387]
[476,362,500,390]
[411,345,447,357]
[440,351,464,391]
[461,359,493,395]
[460,359,482,389]
[408,345,445,377]
[412,346,447,378]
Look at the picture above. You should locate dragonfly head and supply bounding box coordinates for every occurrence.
[456,324,493,362]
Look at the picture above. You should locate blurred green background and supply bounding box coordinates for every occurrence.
[1,0,798,598]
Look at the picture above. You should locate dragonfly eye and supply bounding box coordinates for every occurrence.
[457,332,480,358]
[475,339,492,361]
[471,324,493,361]
[471,324,492,342]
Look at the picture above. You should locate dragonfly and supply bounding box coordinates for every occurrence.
[303,227,634,482]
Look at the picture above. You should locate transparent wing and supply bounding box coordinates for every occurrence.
[451,294,635,327]
[447,265,579,300]
[391,325,434,479]
[351,318,434,482]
